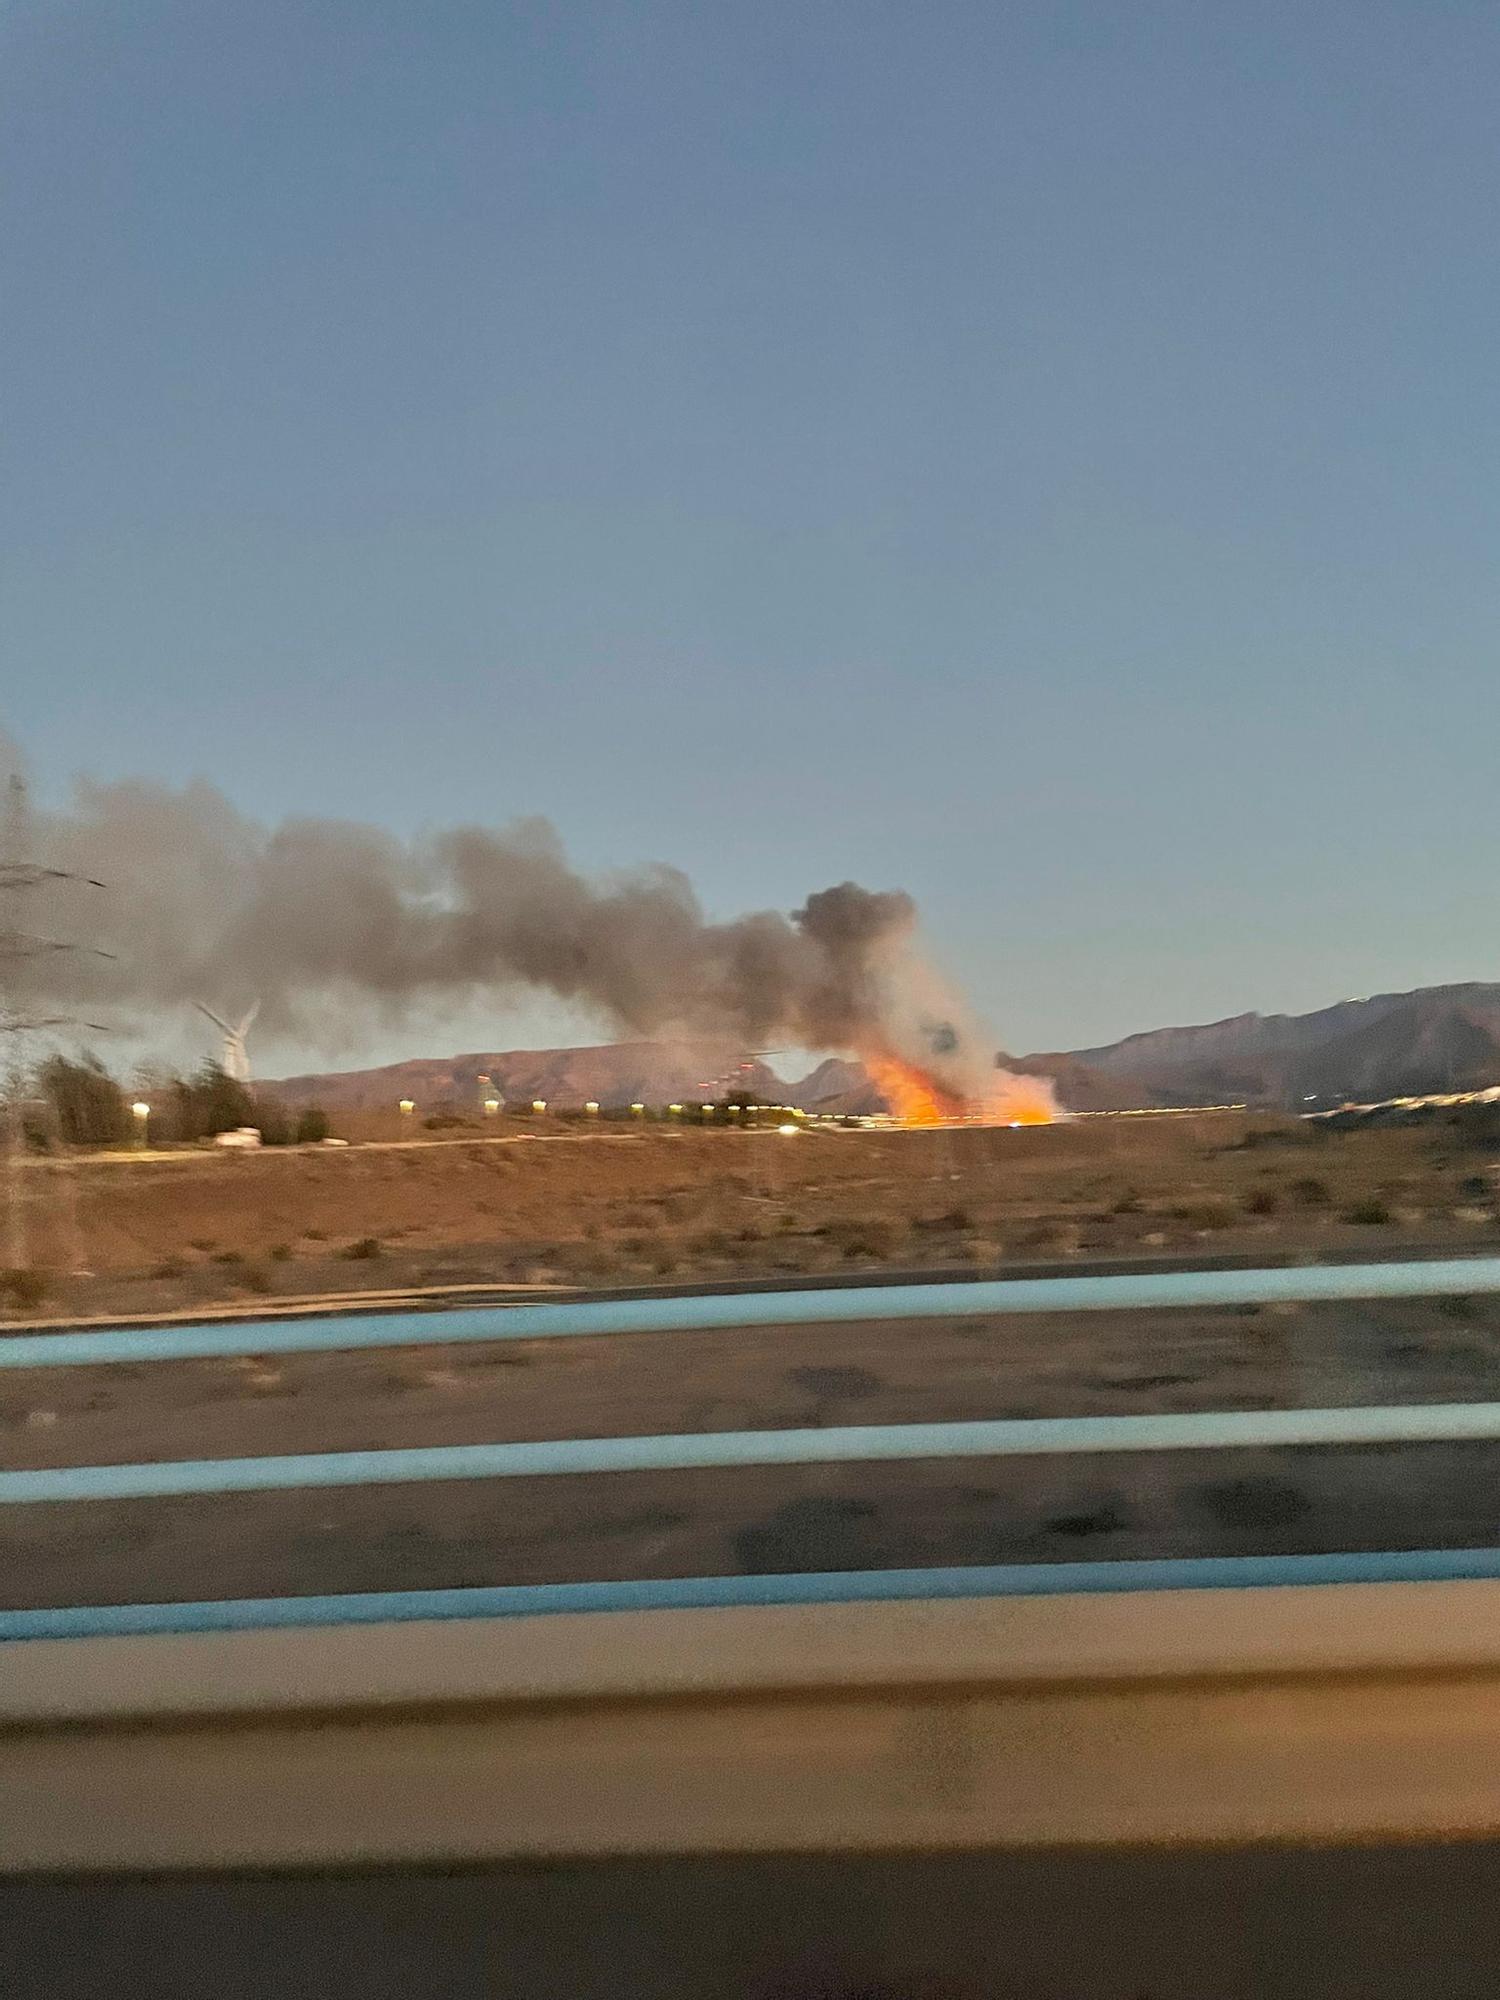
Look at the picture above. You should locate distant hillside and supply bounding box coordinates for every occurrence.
[1022,983,1500,1109]
[789,1057,886,1117]
[263,1040,785,1114]
[1000,1051,1165,1113]
[261,983,1500,1119]
[263,1039,1139,1117]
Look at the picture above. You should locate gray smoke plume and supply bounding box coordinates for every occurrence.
[8,757,922,1058]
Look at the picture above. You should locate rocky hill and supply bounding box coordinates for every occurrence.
[788,1057,885,1116]
[262,983,1500,1117]
[263,1040,786,1114]
[1025,983,1500,1109]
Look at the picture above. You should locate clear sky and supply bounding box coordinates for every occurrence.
[5,0,1498,1069]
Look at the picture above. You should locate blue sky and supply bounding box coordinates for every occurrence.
[5,1,1498,1067]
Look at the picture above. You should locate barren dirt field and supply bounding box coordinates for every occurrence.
[6,1111,1500,1323]
[5,1114,1500,1611]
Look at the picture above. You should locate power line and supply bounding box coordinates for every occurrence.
[0,775,112,1271]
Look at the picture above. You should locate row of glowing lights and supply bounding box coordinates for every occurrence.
[123,1100,1042,1136]
[390,1101,1035,1132]
[397,1099,817,1132]
[124,1100,817,1120]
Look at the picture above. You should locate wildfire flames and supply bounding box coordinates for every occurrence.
[862,1052,965,1125]
[861,1050,1058,1128]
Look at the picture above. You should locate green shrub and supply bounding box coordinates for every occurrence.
[1289,1176,1332,1207]
[1,1267,48,1311]
[1343,1197,1393,1226]
[269,1243,293,1262]
[173,1062,255,1140]
[254,1100,292,1146]
[1244,1188,1279,1216]
[342,1236,383,1260]
[912,1205,973,1233]
[821,1217,900,1259]
[690,1229,737,1258]
[1171,1201,1237,1230]
[295,1105,331,1144]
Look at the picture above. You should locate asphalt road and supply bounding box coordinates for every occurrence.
[6,1843,1500,1998]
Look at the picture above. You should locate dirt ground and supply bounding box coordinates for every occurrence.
[5,1112,1499,1324]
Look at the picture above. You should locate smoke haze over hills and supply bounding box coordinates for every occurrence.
[263,984,1500,1118]
[2,740,1034,1106]
[12,740,1495,1116]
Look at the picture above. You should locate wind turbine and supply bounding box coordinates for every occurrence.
[195,1000,259,1084]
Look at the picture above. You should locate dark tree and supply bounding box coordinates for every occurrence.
[295,1104,331,1144]
[38,1053,128,1147]
[173,1061,256,1139]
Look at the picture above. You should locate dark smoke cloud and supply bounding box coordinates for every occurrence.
[9,760,918,1056]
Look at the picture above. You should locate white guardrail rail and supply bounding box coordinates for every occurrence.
[8,1257,1500,1871]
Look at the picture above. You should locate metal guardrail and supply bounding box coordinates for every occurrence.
[9,1396,1500,1505]
[10,1546,1500,1641]
[6,1256,1500,1608]
[11,1259,1500,1868]
[13,1580,1500,1867]
[5,1253,1500,1367]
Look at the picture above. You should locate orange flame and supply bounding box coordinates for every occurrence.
[983,1072,1058,1126]
[861,1051,967,1125]
[862,1049,1058,1127]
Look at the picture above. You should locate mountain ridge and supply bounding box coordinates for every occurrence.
[259,982,1500,1116]
[1024,982,1500,1108]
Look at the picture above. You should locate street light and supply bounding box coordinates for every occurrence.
[532,1100,547,1115]
[398,1099,415,1119]
[131,1101,150,1149]
[584,1100,600,1116]
[483,1097,501,1116]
